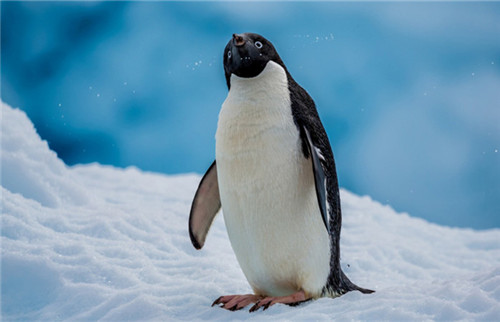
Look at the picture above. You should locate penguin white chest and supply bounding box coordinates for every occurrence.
[215,62,330,298]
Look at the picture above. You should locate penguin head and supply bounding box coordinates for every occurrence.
[223,33,285,89]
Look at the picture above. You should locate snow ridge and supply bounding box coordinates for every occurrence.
[1,101,499,320]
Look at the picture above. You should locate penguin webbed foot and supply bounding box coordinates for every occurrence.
[212,291,311,312]
[248,290,311,312]
[212,294,262,311]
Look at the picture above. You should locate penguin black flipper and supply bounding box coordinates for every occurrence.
[189,161,221,250]
[286,74,341,236]
[303,126,329,232]
[287,75,375,296]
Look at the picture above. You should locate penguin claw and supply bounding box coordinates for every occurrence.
[248,303,260,313]
[211,296,223,307]
[249,301,266,312]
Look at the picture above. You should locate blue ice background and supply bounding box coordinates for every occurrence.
[1,2,499,229]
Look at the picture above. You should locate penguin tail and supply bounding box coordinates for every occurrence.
[352,285,375,294]
[341,270,375,294]
[323,269,375,297]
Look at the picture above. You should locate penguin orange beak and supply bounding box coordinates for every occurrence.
[233,34,245,47]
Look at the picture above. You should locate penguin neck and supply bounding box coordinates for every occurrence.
[228,61,289,101]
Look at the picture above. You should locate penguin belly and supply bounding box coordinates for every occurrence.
[215,62,331,298]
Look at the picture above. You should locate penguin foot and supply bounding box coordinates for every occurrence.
[212,294,262,311]
[249,290,310,312]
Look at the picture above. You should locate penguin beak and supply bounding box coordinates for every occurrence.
[233,34,245,47]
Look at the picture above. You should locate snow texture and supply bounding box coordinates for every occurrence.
[1,101,499,320]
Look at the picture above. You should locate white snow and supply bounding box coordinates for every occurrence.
[1,101,499,320]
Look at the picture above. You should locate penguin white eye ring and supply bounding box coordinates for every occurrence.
[255,40,263,49]
[189,32,374,312]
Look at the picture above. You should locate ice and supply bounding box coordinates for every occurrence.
[1,101,499,320]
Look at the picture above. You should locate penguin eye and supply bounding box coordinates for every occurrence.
[255,41,263,49]
[227,51,232,59]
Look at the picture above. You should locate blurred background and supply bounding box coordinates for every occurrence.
[1,2,499,229]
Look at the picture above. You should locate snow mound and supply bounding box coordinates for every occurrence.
[1,101,499,320]
[1,105,90,208]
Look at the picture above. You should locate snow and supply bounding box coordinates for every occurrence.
[1,100,499,320]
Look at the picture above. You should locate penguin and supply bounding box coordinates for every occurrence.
[189,33,373,312]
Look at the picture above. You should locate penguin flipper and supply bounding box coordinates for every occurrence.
[302,126,329,232]
[189,160,221,249]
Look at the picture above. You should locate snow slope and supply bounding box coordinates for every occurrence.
[1,101,499,320]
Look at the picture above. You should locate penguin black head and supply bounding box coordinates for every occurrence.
[223,33,285,89]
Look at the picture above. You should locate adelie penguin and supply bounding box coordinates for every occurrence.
[189,33,374,312]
